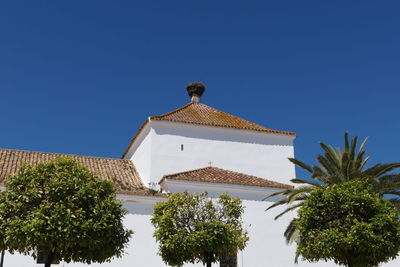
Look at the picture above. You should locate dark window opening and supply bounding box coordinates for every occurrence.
[181,144,184,151]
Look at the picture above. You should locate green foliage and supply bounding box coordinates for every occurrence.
[296,180,400,267]
[0,157,132,266]
[267,133,400,243]
[151,191,248,267]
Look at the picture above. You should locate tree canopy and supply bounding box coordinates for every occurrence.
[0,157,132,267]
[151,191,248,267]
[296,179,400,267]
[267,133,400,243]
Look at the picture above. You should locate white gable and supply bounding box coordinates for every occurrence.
[124,119,296,187]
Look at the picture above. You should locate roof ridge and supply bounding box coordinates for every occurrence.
[150,102,296,135]
[162,166,213,179]
[211,167,291,187]
[150,102,194,120]
[195,104,275,130]
[160,166,293,189]
[0,148,125,162]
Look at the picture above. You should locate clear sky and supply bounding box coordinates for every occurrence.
[1,1,399,179]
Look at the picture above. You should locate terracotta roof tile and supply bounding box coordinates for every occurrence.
[159,167,293,189]
[151,103,296,135]
[0,148,144,194]
[122,102,296,158]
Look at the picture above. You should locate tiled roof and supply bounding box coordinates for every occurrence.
[159,167,293,189]
[0,148,145,194]
[151,103,296,135]
[122,102,296,158]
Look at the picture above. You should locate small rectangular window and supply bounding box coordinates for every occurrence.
[181,144,184,151]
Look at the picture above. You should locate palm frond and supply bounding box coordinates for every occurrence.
[378,174,400,185]
[286,186,313,203]
[287,193,311,205]
[263,189,292,200]
[388,198,400,210]
[311,166,329,182]
[274,202,304,220]
[344,132,350,152]
[319,143,341,172]
[364,163,400,177]
[284,218,299,244]
[358,136,369,153]
[316,154,341,179]
[349,135,358,160]
[358,155,370,170]
[291,178,321,187]
[374,174,400,194]
[354,150,365,169]
[265,198,292,211]
[288,158,313,173]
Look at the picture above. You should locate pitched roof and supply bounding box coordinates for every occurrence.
[159,167,293,189]
[122,102,296,158]
[0,148,145,194]
[152,102,296,135]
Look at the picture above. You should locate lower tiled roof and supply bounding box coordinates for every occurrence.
[0,148,144,194]
[159,167,293,189]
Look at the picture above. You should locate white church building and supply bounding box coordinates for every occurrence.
[0,83,398,267]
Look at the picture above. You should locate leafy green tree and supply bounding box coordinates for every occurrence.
[267,133,400,243]
[151,191,248,267]
[296,180,400,267]
[0,157,132,267]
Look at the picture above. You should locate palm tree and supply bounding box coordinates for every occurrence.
[267,132,400,244]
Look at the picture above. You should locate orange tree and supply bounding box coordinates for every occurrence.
[296,180,400,267]
[0,157,132,267]
[152,192,248,267]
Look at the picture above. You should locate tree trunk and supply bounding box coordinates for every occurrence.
[206,261,212,267]
[220,253,237,267]
[0,251,4,267]
[44,251,55,267]
[346,257,353,267]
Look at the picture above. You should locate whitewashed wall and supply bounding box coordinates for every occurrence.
[124,123,152,186]
[125,120,296,186]
[3,196,399,267]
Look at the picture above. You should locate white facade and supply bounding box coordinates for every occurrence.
[4,194,399,267]
[3,100,399,267]
[124,120,296,186]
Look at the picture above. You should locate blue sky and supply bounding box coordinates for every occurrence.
[1,1,399,179]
